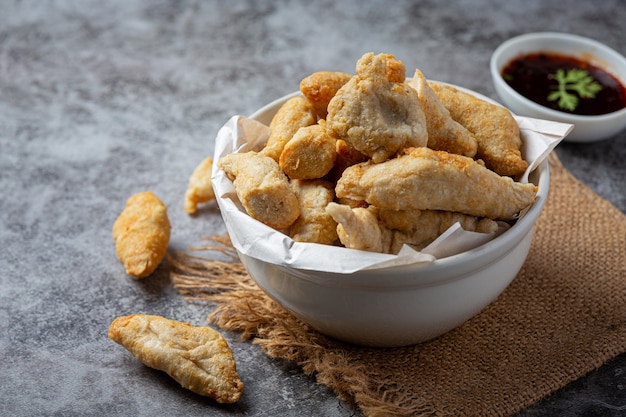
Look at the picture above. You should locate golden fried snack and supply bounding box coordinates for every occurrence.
[429,82,528,177]
[378,208,498,234]
[289,179,338,244]
[385,56,407,83]
[112,191,171,279]
[327,203,499,254]
[334,196,369,209]
[335,147,537,220]
[325,203,391,253]
[324,139,369,184]
[407,70,477,157]
[219,151,300,230]
[335,138,369,166]
[378,208,499,251]
[279,121,337,179]
[299,62,407,121]
[108,314,244,403]
[299,71,353,119]
[260,96,317,162]
[184,156,215,214]
[324,203,418,254]
[326,52,428,163]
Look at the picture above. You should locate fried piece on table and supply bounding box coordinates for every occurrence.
[326,52,428,163]
[184,156,215,214]
[260,96,317,162]
[407,69,477,157]
[289,179,338,245]
[108,314,243,403]
[112,191,171,279]
[219,151,300,230]
[299,71,353,119]
[429,82,528,177]
[279,121,337,179]
[335,146,537,220]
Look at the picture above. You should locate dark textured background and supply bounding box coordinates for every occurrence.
[1,1,625,416]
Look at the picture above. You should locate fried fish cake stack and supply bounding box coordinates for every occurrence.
[218,52,536,254]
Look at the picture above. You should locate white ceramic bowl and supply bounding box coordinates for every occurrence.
[226,88,549,348]
[490,32,626,142]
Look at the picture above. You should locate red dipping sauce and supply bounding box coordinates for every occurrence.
[501,52,626,115]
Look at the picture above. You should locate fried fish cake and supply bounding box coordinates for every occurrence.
[430,82,528,177]
[261,96,317,162]
[324,139,369,184]
[112,191,171,279]
[326,202,498,254]
[326,52,428,163]
[378,208,497,234]
[299,62,407,121]
[378,208,499,252]
[184,156,215,214]
[299,71,353,119]
[289,179,338,245]
[108,314,244,403]
[407,69,478,157]
[324,203,422,254]
[219,151,300,230]
[335,147,537,220]
[279,121,337,180]
[325,203,391,253]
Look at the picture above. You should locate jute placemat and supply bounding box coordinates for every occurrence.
[170,154,626,417]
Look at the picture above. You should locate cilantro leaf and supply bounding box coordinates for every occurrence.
[548,68,603,111]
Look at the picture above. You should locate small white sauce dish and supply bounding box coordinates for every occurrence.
[490,32,626,142]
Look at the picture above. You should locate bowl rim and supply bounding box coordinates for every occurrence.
[490,31,626,121]
[246,84,550,284]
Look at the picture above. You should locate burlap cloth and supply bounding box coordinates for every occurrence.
[171,154,626,417]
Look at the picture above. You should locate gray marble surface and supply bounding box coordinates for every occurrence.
[2,1,625,416]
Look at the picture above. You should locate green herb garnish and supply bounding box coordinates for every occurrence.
[547,68,602,111]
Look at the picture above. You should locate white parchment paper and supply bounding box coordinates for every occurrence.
[212,112,572,273]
